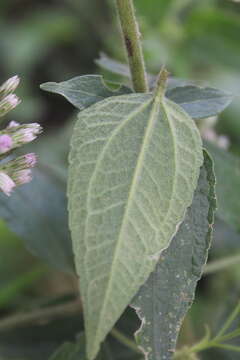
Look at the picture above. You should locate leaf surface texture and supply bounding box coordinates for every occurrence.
[68,91,203,359]
[132,151,216,360]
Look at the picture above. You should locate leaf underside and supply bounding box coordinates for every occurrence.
[132,150,216,360]
[41,74,232,121]
[68,91,203,360]
[95,54,233,118]
[166,86,233,120]
[40,75,131,110]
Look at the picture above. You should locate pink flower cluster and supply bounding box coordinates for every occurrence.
[0,75,42,196]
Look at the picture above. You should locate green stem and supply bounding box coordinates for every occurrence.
[213,343,240,352]
[203,253,240,276]
[214,301,240,339]
[0,299,81,332]
[115,0,148,93]
[110,327,141,354]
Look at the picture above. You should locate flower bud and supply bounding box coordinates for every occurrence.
[0,134,13,154]
[24,153,37,167]
[12,169,32,186]
[7,120,20,128]
[0,75,20,97]
[15,123,42,143]
[0,94,21,117]
[5,122,42,148]
[5,153,37,171]
[0,171,16,196]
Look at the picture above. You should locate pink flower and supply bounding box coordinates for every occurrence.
[8,120,20,128]
[0,94,21,116]
[13,169,32,185]
[0,172,16,196]
[24,153,37,167]
[0,134,13,153]
[0,75,20,96]
[15,123,42,143]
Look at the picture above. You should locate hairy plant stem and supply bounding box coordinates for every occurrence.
[115,0,148,93]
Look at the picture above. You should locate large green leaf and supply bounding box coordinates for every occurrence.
[68,87,203,359]
[166,86,233,119]
[40,75,132,110]
[205,142,240,232]
[132,151,216,360]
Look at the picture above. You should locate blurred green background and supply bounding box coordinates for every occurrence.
[0,0,240,359]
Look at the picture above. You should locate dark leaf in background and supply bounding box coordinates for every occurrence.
[95,53,192,89]
[0,166,74,274]
[49,333,115,360]
[49,334,86,360]
[212,219,240,256]
[0,314,83,360]
[132,151,216,360]
[205,142,240,233]
[166,86,233,119]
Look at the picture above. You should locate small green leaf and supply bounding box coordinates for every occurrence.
[68,88,203,359]
[49,335,86,360]
[95,53,132,79]
[205,142,240,232]
[40,75,132,110]
[49,334,114,360]
[132,151,216,360]
[166,86,233,119]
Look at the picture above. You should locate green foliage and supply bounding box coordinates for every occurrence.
[205,142,240,232]
[132,151,216,360]
[49,334,86,360]
[68,75,203,358]
[0,164,74,273]
[174,302,240,358]
[1,1,240,360]
[41,76,132,111]
[49,333,114,360]
[96,55,233,119]
[166,86,233,120]
[0,311,83,360]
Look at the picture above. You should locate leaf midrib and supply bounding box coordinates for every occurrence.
[85,96,160,350]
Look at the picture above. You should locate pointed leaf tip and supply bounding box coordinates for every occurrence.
[154,68,170,99]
